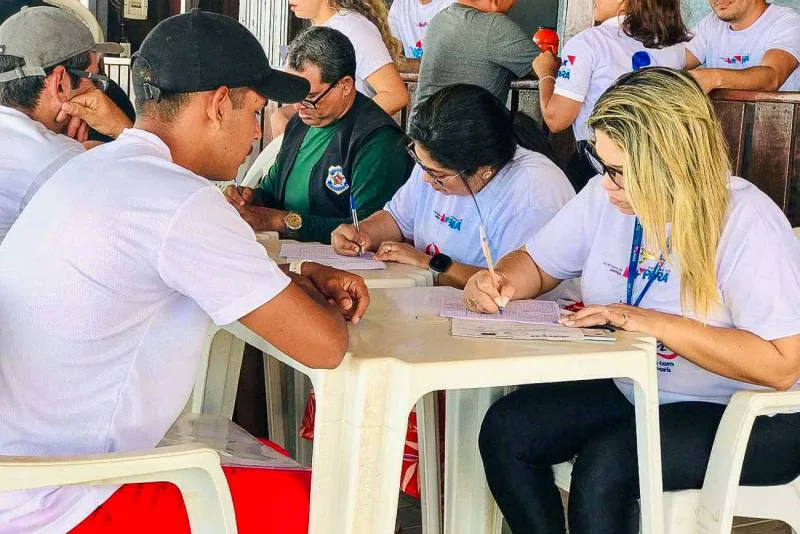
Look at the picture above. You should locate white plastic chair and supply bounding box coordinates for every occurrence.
[0,443,238,534]
[241,134,284,189]
[550,389,800,534]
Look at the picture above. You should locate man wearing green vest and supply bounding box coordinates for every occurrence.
[225,26,413,243]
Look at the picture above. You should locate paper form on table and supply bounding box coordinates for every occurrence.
[450,319,616,342]
[279,243,386,270]
[440,294,561,325]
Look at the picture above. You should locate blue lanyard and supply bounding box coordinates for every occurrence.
[626,218,665,307]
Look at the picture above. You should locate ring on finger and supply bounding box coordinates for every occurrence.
[386,244,393,252]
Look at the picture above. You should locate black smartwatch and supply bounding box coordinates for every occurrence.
[428,253,452,282]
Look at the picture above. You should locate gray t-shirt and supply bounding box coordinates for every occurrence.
[414,3,536,107]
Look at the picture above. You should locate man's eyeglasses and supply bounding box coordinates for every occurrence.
[300,78,341,109]
[583,141,624,189]
[67,68,111,92]
[405,142,463,188]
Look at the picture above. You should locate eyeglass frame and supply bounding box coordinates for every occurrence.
[66,68,111,92]
[405,142,466,189]
[583,140,625,190]
[299,78,342,109]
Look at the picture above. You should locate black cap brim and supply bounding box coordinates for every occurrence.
[253,69,309,104]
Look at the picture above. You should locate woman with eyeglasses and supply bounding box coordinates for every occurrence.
[532,0,690,191]
[332,84,576,291]
[465,68,800,534]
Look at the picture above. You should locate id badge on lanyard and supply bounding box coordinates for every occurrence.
[626,218,665,307]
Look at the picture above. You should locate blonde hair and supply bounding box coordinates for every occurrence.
[332,0,403,61]
[587,67,731,318]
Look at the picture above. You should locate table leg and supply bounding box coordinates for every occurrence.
[443,387,506,534]
[631,342,665,534]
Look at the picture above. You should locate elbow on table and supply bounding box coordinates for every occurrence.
[770,372,800,392]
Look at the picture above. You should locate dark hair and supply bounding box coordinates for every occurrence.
[409,84,560,176]
[287,27,356,84]
[623,0,691,48]
[0,50,91,110]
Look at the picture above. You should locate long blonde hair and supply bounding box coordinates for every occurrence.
[587,67,731,318]
[331,0,403,61]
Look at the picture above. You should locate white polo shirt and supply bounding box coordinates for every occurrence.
[385,146,578,299]
[323,10,394,97]
[388,0,454,58]
[526,175,800,405]
[687,4,800,91]
[554,16,687,140]
[0,105,85,244]
[0,128,290,533]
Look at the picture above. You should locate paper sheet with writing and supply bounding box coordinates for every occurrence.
[279,243,386,270]
[440,294,561,325]
[451,319,616,342]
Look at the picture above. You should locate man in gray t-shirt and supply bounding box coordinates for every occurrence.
[414,0,536,108]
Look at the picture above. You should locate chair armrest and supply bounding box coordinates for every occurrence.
[695,390,800,533]
[0,444,237,534]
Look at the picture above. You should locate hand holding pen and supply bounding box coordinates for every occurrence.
[479,224,505,314]
[349,193,363,256]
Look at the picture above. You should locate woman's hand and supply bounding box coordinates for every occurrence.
[464,270,516,314]
[332,224,372,256]
[560,303,657,333]
[533,51,560,80]
[374,241,429,269]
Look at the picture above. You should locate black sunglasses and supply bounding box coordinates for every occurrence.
[583,141,624,189]
[300,78,341,109]
[67,68,111,92]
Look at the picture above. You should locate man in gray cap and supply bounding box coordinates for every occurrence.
[0,6,132,243]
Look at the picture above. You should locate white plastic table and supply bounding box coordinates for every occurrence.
[223,286,664,534]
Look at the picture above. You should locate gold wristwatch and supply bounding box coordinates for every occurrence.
[283,211,303,238]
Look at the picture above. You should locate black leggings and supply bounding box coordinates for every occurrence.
[478,380,800,534]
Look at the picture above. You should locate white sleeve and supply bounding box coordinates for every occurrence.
[350,18,393,80]
[716,207,800,341]
[158,187,291,326]
[388,2,402,42]
[493,206,561,260]
[384,166,421,240]
[764,9,800,62]
[524,177,602,280]
[686,16,711,64]
[553,32,596,103]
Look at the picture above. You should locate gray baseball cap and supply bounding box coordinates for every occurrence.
[0,6,123,83]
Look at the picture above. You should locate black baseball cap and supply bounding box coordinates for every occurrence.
[132,9,308,104]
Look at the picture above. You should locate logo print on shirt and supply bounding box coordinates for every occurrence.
[425,242,440,255]
[620,246,671,283]
[656,342,680,374]
[557,55,575,80]
[433,210,463,231]
[631,51,651,71]
[719,54,750,65]
[325,165,349,195]
[416,21,428,28]
[411,40,423,59]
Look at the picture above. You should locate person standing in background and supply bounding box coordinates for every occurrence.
[531,0,690,192]
[271,0,409,137]
[686,0,800,92]
[388,0,455,58]
[413,0,537,109]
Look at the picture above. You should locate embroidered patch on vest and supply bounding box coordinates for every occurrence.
[325,165,349,195]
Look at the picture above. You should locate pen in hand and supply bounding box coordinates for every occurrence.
[479,224,504,315]
[349,193,363,256]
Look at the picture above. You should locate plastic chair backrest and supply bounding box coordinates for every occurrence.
[241,134,283,189]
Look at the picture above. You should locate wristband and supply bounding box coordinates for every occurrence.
[288,260,306,275]
[539,75,556,85]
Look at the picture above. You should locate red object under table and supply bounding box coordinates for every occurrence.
[70,440,311,534]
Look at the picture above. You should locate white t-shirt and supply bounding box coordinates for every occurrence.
[526,175,800,405]
[554,16,687,141]
[323,10,394,97]
[687,4,800,91]
[385,146,578,300]
[0,128,290,533]
[388,0,454,58]
[0,105,85,244]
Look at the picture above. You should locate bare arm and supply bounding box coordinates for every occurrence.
[685,49,702,70]
[564,304,800,391]
[689,49,799,92]
[240,280,348,369]
[365,63,410,115]
[532,52,582,133]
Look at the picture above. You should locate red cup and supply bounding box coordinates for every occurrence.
[533,26,559,54]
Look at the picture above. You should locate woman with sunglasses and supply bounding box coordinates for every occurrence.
[465,68,800,534]
[532,0,690,191]
[332,84,576,291]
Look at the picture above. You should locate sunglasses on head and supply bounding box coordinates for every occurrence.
[67,68,111,92]
[583,141,624,189]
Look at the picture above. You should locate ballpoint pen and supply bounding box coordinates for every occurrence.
[349,193,363,256]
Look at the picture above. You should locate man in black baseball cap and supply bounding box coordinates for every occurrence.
[0,11,368,532]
